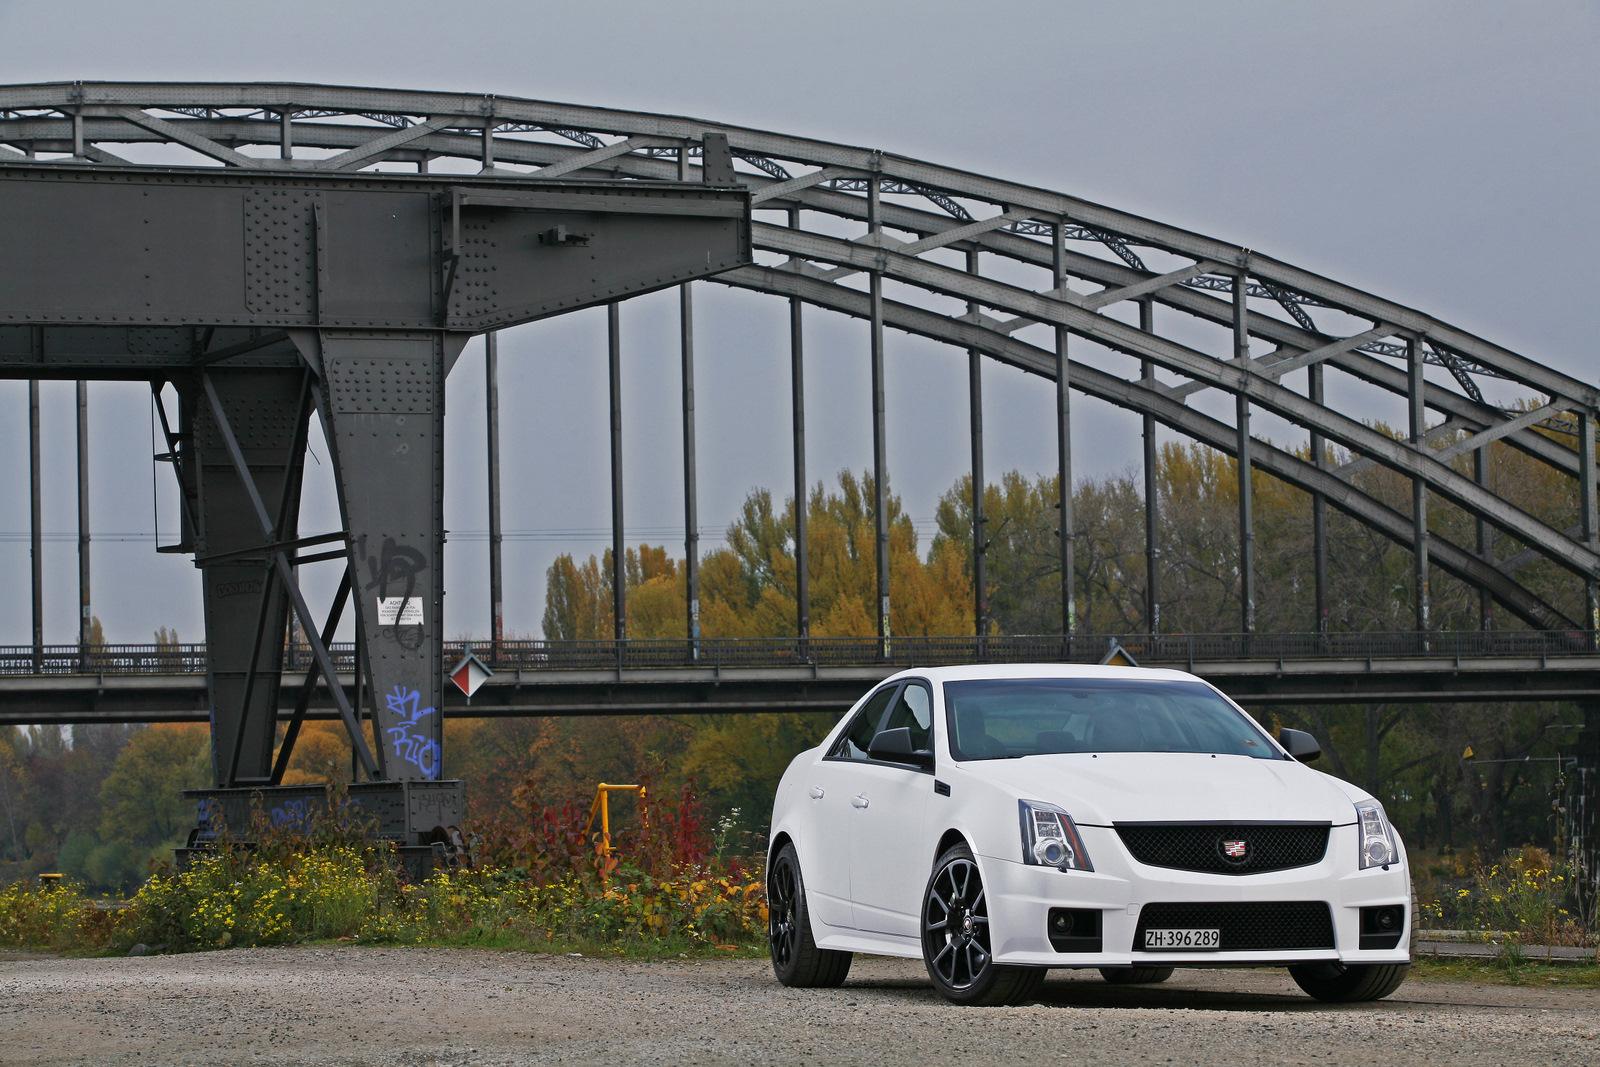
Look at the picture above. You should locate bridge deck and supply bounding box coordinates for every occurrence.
[2,633,1596,724]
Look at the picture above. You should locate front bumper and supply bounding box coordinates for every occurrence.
[980,824,1411,968]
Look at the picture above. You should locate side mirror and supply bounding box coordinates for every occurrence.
[868,727,933,768]
[1280,728,1321,764]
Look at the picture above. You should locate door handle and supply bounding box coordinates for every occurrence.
[851,794,870,809]
[809,786,825,800]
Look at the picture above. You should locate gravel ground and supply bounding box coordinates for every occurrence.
[2,947,1597,1066]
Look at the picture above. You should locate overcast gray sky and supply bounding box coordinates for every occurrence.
[0,0,1594,645]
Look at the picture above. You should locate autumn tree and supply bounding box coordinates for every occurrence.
[99,724,210,848]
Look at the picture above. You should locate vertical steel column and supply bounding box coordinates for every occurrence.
[485,332,504,661]
[1407,337,1431,647]
[76,381,91,657]
[1054,221,1076,649]
[1474,446,1494,632]
[1308,363,1330,637]
[608,303,626,642]
[868,176,890,657]
[352,619,365,781]
[1581,410,1598,647]
[1232,273,1256,639]
[1139,298,1160,637]
[279,110,293,160]
[966,247,987,651]
[680,282,700,655]
[680,147,701,657]
[28,380,42,672]
[789,206,811,647]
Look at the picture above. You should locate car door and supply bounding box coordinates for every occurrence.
[847,679,937,939]
[804,683,898,931]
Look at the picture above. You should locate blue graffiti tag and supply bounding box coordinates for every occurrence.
[384,685,440,780]
[269,797,315,832]
[195,797,222,840]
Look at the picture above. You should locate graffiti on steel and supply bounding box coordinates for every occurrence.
[384,685,440,780]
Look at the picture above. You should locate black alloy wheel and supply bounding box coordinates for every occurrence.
[920,844,1045,1006]
[767,842,852,987]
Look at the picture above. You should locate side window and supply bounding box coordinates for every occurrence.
[831,685,898,761]
[881,681,934,753]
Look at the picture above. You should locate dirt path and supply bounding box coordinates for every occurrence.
[3,947,1597,1065]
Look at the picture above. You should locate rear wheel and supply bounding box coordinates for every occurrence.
[1098,966,1174,985]
[921,844,1046,1006]
[1289,962,1409,1003]
[768,842,852,988]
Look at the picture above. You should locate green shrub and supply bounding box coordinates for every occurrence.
[0,880,111,951]
[3,845,767,956]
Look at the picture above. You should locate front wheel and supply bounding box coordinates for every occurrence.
[1289,962,1408,1003]
[768,843,852,988]
[1099,966,1174,985]
[921,844,1046,1006]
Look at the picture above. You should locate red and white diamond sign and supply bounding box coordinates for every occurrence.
[448,651,493,699]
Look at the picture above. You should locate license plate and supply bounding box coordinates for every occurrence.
[1144,928,1220,950]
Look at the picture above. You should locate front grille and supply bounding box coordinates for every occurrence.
[1115,822,1329,875]
[1136,901,1334,952]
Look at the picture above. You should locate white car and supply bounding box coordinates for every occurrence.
[766,664,1411,1006]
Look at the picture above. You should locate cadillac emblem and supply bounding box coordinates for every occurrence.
[1220,839,1249,861]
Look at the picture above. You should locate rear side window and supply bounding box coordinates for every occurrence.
[831,685,898,761]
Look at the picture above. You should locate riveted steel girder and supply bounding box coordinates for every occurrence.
[0,163,748,337]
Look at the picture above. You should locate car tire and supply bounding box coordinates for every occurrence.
[1098,966,1174,985]
[921,843,1047,1006]
[767,842,852,988]
[1288,962,1409,1003]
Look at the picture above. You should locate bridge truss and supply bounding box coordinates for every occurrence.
[3,82,1592,650]
[0,84,1596,742]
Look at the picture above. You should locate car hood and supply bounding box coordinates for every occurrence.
[965,752,1356,825]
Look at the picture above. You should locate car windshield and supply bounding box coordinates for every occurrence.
[943,677,1281,761]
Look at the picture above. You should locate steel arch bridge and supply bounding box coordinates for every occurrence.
[3,82,1592,638]
[1,84,1596,760]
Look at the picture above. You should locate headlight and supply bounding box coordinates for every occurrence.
[1018,799,1093,872]
[1355,800,1398,869]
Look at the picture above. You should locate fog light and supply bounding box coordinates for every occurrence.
[1047,908,1102,952]
[1359,904,1405,949]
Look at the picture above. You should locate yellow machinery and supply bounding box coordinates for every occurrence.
[586,783,646,882]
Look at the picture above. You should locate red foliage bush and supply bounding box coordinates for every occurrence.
[477,775,716,883]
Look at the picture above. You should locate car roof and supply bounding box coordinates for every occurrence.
[884,663,1204,684]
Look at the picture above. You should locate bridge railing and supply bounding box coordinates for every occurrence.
[1,629,1593,677]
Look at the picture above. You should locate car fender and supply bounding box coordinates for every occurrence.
[925,769,1020,892]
